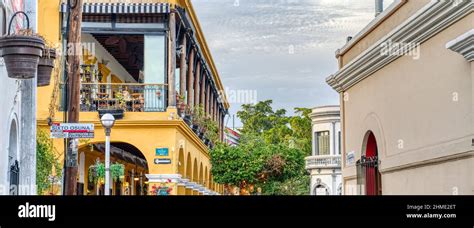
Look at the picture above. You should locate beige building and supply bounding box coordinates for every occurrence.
[326,0,473,195]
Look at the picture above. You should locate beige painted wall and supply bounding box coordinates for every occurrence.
[341,0,430,66]
[342,13,473,194]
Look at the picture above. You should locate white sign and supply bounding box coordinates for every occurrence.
[346,151,355,166]
[50,123,94,139]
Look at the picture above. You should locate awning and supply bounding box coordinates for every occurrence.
[60,2,171,14]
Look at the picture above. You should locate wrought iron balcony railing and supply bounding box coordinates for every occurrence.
[305,155,341,170]
[63,82,167,112]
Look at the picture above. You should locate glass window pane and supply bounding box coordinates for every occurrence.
[144,35,166,111]
[316,131,330,155]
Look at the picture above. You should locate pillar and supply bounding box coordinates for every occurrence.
[179,35,187,99]
[168,11,177,107]
[200,72,206,110]
[187,48,195,108]
[206,82,211,116]
[214,99,217,121]
[177,185,186,195]
[194,61,201,108]
[210,91,214,120]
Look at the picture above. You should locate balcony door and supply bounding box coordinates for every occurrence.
[144,35,166,111]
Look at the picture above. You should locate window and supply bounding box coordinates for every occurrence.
[315,131,330,155]
[144,35,166,111]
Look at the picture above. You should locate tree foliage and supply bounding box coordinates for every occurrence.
[210,100,311,195]
[36,130,61,195]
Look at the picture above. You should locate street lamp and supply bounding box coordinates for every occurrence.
[100,113,115,196]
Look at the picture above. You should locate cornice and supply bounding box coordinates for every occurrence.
[38,118,210,157]
[336,0,407,57]
[446,29,474,62]
[327,0,474,93]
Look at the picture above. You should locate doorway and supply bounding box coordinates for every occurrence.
[357,131,382,195]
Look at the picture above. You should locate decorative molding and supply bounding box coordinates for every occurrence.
[146,174,181,183]
[185,181,197,189]
[177,178,189,186]
[381,150,474,174]
[327,0,474,92]
[446,29,474,62]
[198,186,206,193]
[336,0,407,57]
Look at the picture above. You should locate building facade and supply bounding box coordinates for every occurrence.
[305,106,342,195]
[0,0,37,195]
[224,127,240,146]
[326,0,473,195]
[36,0,229,195]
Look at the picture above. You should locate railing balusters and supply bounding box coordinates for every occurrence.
[68,82,167,112]
[305,155,342,169]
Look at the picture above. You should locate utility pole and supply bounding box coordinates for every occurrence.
[64,0,83,195]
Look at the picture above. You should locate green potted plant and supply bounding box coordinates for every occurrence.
[0,12,45,80]
[88,161,105,195]
[191,105,205,136]
[88,161,124,195]
[177,94,186,116]
[110,163,125,182]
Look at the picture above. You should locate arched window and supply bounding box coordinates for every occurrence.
[8,120,19,195]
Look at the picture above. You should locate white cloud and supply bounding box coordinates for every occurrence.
[192,0,389,124]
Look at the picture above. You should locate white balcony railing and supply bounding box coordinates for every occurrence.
[305,155,341,170]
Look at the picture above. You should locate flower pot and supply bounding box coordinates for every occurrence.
[184,114,192,125]
[98,109,124,120]
[0,35,45,79]
[192,125,199,133]
[37,48,56,87]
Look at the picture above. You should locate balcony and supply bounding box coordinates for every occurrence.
[305,155,341,170]
[76,82,167,114]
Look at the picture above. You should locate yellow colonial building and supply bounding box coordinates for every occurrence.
[36,0,228,195]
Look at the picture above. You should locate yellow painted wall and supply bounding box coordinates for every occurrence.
[36,0,225,195]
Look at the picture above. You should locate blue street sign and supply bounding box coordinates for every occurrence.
[155,148,169,156]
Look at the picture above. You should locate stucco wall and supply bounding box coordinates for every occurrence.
[341,0,430,66]
[342,13,473,194]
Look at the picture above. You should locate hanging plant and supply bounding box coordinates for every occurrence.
[88,161,105,184]
[89,161,124,183]
[110,163,125,181]
[0,11,45,80]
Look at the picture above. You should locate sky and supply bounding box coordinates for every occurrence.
[192,0,394,127]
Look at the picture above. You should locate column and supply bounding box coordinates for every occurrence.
[217,108,221,140]
[214,99,218,121]
[194,61,201,108]
[179,35,187,99]
[187,48,195,108]
[200,73,206,110]
[168,11,177,107]
[221,112,225,141]
[206,82,211,116]
[210,91,214,120]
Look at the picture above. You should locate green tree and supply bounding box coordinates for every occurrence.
[36,130,61,195]
[210,100,311,195]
